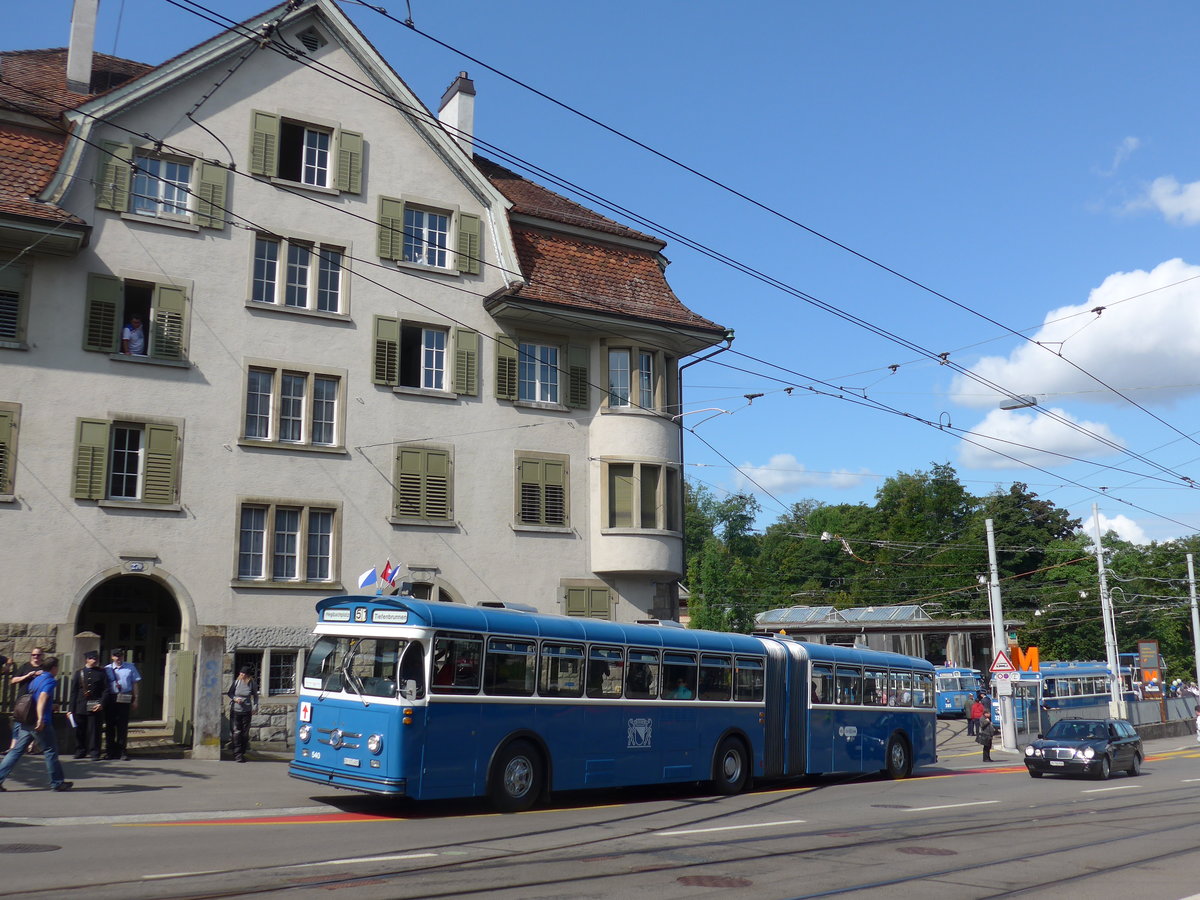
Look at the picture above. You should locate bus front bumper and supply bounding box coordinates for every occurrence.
[289,760,408,796]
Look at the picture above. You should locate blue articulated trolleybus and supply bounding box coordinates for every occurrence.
[289,596,938,811]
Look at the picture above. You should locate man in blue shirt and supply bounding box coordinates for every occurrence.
[103,648,141,760]
[0,655,72,792]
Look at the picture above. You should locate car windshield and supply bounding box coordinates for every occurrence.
[1045,720,1104,741]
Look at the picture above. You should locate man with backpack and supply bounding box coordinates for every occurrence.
[0,655,72,792]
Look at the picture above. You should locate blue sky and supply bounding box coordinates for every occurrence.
[10,1,1200,544]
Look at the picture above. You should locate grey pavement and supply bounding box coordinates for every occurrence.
[0,729,1190,826]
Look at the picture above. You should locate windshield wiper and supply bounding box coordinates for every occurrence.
[341,654,370,708]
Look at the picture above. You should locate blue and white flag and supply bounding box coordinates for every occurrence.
[357,567,377,589]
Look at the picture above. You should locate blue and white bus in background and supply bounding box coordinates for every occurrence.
[288,596,938,811]
[934,666,983,718]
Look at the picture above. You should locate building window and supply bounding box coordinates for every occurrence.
[606,346,670,411]
[516,453,568,528]
[249,111,362,194]
[605,460,680,531]
[95,141,226,229]
[252,236,344,314]
[519,342,559,404]
[377,197,481,274]
[83,273,190,362]
[0,402,19,497]
[132,153,191,219]
[234,649,300,696]
[392,446,453,522]
[0,261,28,347]
[72,417,181,506]
[372,318,478,396]
[241,363,344,450]
[236,500,338,584]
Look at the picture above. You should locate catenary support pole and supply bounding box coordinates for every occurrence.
[985,518,1016,752]
[1091,505,1124,717]
[1187,554,1200,694]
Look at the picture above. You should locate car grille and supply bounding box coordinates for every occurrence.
[1048,748,1076,760]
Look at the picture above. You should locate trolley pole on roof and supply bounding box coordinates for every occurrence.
[1187,554,1200,694]
[1091,505,1125,718]
[985,518,1017,752]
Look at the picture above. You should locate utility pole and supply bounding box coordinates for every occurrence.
[1187,554,1200,694]
[1091,505,1124,717]
[985,518,1016,752]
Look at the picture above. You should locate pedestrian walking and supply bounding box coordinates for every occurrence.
[9,647,46,753]
[0,656,72,791]
[70,651,106,759]
[977,716,996,762]
[103,649,141,760]
[227,666,259,763]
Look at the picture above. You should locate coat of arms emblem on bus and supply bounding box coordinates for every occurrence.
[627,717,652,749]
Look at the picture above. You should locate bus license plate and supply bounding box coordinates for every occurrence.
[344,758,360,767]
[1050,761,1064,766]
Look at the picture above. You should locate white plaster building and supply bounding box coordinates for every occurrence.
[0,0,726,741]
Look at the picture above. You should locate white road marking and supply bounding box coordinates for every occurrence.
[657,819,806,836]
[144,869,227,880]
[905,800,1001,812]
[1081,785,1139,793]
[294,853,439,867]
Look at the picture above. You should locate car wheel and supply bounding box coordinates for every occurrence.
[711,736,750,795]
[1094,755,1111,780]
[884,735,912,780]
[488,740,542,813]
[1127,753,1141,777]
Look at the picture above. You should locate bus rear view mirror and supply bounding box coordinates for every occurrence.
[401,679,418,701]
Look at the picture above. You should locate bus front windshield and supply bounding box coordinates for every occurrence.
[303,636,426,699]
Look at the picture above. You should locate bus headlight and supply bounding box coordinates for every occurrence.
[367,734,383,755]
[298,724,311,744]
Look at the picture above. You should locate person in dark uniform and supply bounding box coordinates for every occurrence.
[70,651,106,760]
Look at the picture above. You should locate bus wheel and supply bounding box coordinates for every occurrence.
[712,736,749,795]
[884,735,911,780]
[489,740,542,813]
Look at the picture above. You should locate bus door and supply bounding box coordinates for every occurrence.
[831,665,864,771]
[808,663,836,773]
[421,633,484,799]
[658,652,699,781]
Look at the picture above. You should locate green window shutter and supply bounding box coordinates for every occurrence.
[195,161,227,229]
[424,449,451,519]
[150,284,188,360]
[395,448,423,518]
[455,212,481,274]
[0,409,13,494]
[495,334,518,401]
[564,587,588,617]
[335,129,363,194]
[609,463,634,527]
[95,141,132,211]
[395,448,452,520]
[566,345,589,409]
[72,418,110,500]
[543,459,566,526]
[453,328,478,396]
[249,110,279,177]
[142,423,178,504]
[587,587,611,619]
[373,316,400,386]
[519,457,567,527]
[378,197,404,260]
[518,458,543,525]
[83,273,121,353]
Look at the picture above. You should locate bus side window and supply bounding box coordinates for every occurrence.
[734,656,765,702]
[835,666,861,704]
[698,655,732,701]
[484,638,536,696]
[626,649,658,700]
[586,646,623,698]
[810,664,833,704]
[913,672,933,707]
[432,634,482,693]
[538,643,584,698]
[398,642,425,700]
[863,668,887,706]
[660,652,697,700]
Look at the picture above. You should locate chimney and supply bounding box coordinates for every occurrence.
[438,71,475,157]
[66,0,100,93]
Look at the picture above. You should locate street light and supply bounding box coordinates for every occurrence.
[999,395,1038,410]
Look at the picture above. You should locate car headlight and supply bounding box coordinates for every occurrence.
[367,733,383,755]
[298,724,311,744]
[1024,746,1035,757]
[1081,746,1095,759]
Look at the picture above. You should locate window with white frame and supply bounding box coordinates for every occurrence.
[377,198,481,274]
[373,317,478,396]
[236,500,338,584]
[95,141,227,229]
[83,273,190,362]
[242,363,343,449]
[132,153,191,219]
[605,460,680,531]
[252,236,344,313]
[519,342,559,404]
[606,346,669,410]
[233,649,300,696]
[403,207,449,268]
[72,416,182,506]
[249,111,363,194]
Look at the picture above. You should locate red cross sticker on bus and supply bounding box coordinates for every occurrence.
[990,650,1016,674]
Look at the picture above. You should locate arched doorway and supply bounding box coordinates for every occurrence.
[76,575,181,722]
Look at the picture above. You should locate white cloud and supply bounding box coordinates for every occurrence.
[1096,136,1141,177]
[1137,176,1200,225]
[734,454,870,494]
[1082,512,1149,546]
[958,408,1124,470]
[950,258,1200,409]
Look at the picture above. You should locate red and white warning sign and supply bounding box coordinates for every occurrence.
[990,650,1016,674]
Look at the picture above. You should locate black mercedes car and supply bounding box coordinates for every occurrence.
[1023,717,1143,780]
